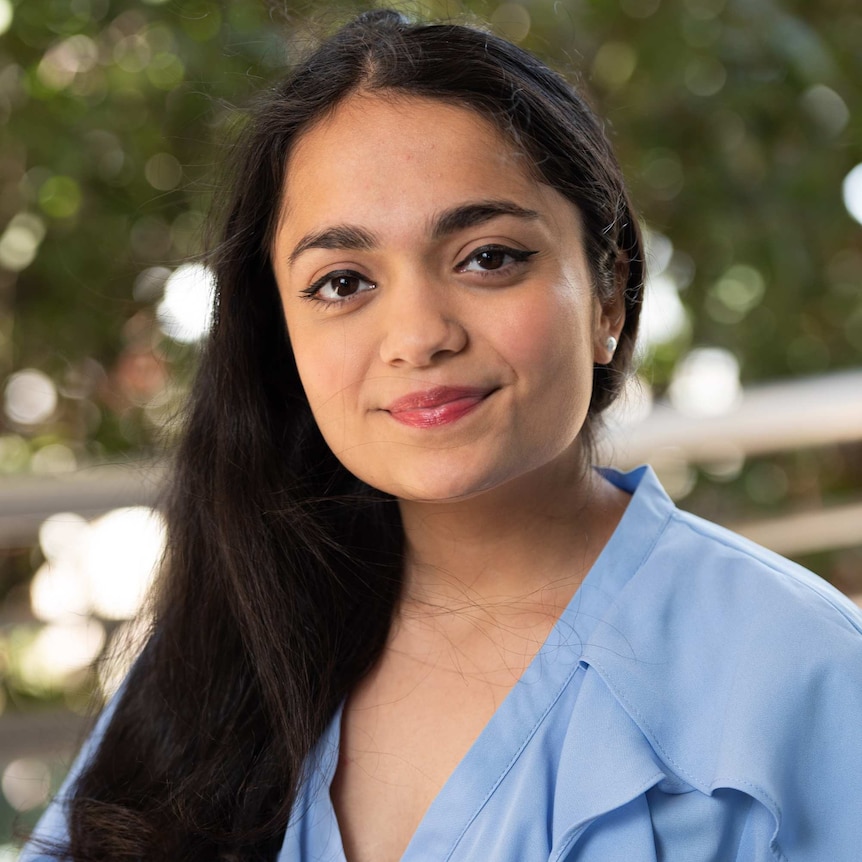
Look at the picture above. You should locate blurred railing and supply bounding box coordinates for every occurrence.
[604,366,862,557]
[2,368,860,556]
[0,461,166,548]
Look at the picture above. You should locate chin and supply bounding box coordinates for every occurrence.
[394,485,490,505]
[373,465,515,505]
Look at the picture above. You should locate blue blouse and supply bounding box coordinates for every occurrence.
[21,466,862,861]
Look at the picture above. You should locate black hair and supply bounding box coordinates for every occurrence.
[52,11,643,860]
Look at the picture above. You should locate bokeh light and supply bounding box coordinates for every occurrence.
[637,231,690,350]
[38,176,83,219]
[18,620,106,689]
[490,3,531,43]
[1,759,51,813]
[31,508,166,625]
[133,266,171,302]
[669,347,742,417]
[3,369,58,426]
[642,148,685,200]
[800,84,849,137]
[0,213,46,272]
[37,35,99,90]
[31,560,91,623]
[86,507,166,620]
[639,272,689,349]
[592,41,637,88]
[0,0,11,36]
[156,262,216,343]
[144,152,183,191]
[31,443,78,474]
[0,434,29,472]
[32,513,91,621]
[39,511,89,563]
[843,164,862,226]
[684,56,726,97]
[706,263,765,324]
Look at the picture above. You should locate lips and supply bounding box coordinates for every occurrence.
[384,386,494,429]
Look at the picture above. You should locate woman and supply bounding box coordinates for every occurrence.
[23,10,862,862]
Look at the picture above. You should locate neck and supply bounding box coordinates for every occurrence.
[396,455,628,619]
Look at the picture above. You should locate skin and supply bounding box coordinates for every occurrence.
[272,92,629,862]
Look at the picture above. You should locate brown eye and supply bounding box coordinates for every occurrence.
[474,249,508,270]
[331,275,361,297]
[302,269,377,304]
[456,245,538,275]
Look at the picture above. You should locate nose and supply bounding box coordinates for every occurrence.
[378,279,467,368]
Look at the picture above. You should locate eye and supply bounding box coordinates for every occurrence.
[301,270,377,304]
[455,244,538,275]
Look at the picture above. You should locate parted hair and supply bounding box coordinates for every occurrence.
[51,10,643,860]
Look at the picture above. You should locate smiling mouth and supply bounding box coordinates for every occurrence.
[384,386,495,429]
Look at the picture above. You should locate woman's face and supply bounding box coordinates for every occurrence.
[272,94,619,502]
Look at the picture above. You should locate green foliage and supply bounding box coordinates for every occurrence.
[1,0,289,459]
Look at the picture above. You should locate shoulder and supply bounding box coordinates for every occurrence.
[586,495,862,720]
[658,504,862,641]
[595,466,862,658]
[632,505,862,731]
[588,469,862,709]
[581,468,862,855]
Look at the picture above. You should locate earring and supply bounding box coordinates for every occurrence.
[606,336,618,355]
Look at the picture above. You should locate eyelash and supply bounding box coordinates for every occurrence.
[455,244,538,276]
[300,270,376,306]
[299,244,538,306]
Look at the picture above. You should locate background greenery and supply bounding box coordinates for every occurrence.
[1,0,860,849]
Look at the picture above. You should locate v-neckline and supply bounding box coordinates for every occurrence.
[321,631,589,862]
[284,466,659,862]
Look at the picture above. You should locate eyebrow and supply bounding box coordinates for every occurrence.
[431,200,541,239]
[288,225,376,265]
[287,199,541,265]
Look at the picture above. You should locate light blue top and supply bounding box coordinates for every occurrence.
[22,466,862,861]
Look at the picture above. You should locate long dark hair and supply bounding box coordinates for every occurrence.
[56,10,644,860]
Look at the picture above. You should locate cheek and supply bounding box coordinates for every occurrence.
[286,323,370,437]
[495,290,594,379]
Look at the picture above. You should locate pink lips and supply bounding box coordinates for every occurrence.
[384,386,493,428]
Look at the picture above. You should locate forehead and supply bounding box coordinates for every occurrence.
[277,92,572,244]
[291,91,526,170]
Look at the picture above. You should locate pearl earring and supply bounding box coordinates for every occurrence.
[606,336,618,355]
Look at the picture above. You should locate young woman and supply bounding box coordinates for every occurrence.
[23,10,862,862]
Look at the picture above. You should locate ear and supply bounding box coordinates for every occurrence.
[593,256,627,365]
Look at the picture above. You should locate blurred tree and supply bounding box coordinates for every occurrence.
[1,0,293,463]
